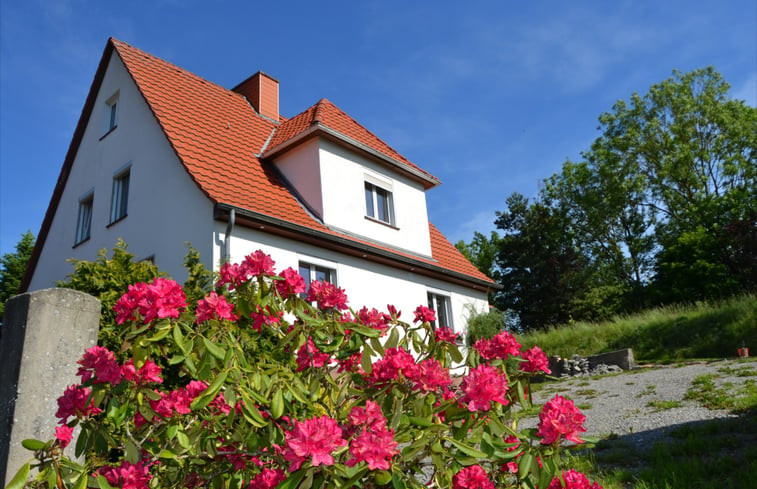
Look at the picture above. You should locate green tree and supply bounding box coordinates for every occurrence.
[0,231,35,322]
[59,239,162,353]
[455,231,501,303]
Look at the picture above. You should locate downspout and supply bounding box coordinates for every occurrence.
[223,208,236,263]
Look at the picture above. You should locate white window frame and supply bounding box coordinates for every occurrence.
[109,165,130,224]
[364,176,395,226]
[75,190,94,246]
[298,256,338,287]
[427,290,453,330]
[103,91,119,136]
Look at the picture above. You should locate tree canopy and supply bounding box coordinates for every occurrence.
[0,231,36,323]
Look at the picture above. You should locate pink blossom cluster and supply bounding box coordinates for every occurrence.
[537,395,587,445]
[77,345,122,384]
[114,277,187,325]
[356,306,392,335]
[251,305,283,332]
[521,345,552,374]
[412,305,436,324]
[195,291,238,323]
[461,364,510,411]
[215,251,277,290]
[248,468,286,489]
[453,464,495,489]
[405,358,453,393]
[147,380,208,420]
[547,470,603,489]
[345,401,398,470]
[283,415,347,471]
[474,330,522,361]
[121,359,163,386]
[295,337,331,371]
[306,280,349,310]
[97,460,152,489]
[275,267,306,298]
[368,347,415,384]
[337,351,362,373]
[434,326,460,344]
[54,424,74,448]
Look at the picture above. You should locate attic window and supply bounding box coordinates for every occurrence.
[74,191,94,246]
[102,91,119,137]
[109,166,130,224]
[365,181,395,226]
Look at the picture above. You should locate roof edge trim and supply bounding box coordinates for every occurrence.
[215,203,496,291]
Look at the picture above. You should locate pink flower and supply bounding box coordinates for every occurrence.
[283,416,347,471]
[216,262,248,290]
[521,346,552,374]
[452,465,495,489]
[346,425,399,470]
[98,461,152,489]
[461,364,509,412]
[547,469,603,489]
[307,281,348,310]
[196,291,238,323]
[149,381,207,419]
[368,347,415,385]
[337,352,363,373]
[248,468,286,489]
[348,400,387,432]
[405,358,452,393]
[275,267,306,298]
[242,250,276,277]
[356,307,391,335]
[250,305,282,332]
[55,424,74,448]
[77,345,122,384]
[474,331,521,361]
[537,395,587,445]
[386,304,400,319]
[114,277,187,325]
[121,359,163,385]
[55,384,101,423]
[413,305,436,324]
[434,327,460,343]
[296,337,331,371]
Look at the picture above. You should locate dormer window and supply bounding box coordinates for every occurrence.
[102,91,119,137]
[365,181,395,226]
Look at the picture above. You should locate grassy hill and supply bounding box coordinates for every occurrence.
[517,294,757,363]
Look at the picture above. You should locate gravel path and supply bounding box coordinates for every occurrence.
[521,358,756,449]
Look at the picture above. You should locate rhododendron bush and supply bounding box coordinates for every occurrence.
[12,251,602,489]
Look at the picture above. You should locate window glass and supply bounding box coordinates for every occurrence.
[427,292,453,330]
[110,169,130,223]
[299,261,337,297]
[365,182,394,225]
[75,194,93,245]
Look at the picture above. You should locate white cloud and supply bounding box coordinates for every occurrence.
[731,72,757,106]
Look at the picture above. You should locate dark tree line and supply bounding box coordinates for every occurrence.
[457,67,757,332]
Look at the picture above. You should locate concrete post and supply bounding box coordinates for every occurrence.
[0,288,100,486]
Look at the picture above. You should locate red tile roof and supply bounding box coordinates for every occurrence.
[113,39,494,287]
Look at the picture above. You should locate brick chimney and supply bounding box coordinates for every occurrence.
[233,71,279,121]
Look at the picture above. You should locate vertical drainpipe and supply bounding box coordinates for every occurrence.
[224,208,236,263]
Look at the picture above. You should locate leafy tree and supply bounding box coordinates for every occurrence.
[0,231,35,323]
[465,308,506,346]
[455,231,501,303]
[493,193,592,332]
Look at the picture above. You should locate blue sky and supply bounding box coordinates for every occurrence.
[1,1,755,258]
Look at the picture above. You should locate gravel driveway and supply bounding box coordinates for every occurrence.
[521,358,756,449]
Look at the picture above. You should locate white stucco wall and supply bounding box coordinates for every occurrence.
[318,140,433,257]
[272,139,323,218]
[213,223,489,337]
[29,53,214,291]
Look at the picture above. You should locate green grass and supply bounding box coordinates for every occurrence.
[518,294,757,362]
[646,399,683,411]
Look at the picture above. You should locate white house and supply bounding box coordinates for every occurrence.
[21,38,495,335]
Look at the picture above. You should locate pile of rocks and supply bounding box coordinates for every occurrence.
[548,348,634,378]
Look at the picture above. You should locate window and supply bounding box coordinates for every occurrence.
[298,261,337,292]
[365,182,395,225]
[427,292,453,330]
[109,168,130,224]
[75,192,93,245]
[103,91,119,136]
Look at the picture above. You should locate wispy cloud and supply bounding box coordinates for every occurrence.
[731,72,757,106]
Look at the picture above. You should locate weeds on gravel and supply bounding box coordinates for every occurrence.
[646,399,683,411]
[685,374,757,412]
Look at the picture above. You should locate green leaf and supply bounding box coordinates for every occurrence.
[448,344,463,363]
[391,472,407,489]
[340,466,369,489]
[124,440,140,463]
[271,389,285,419]
[203,337,227,361]
[73,473,89,489]
[21,438,47,450]
[445,438,488,459]
[190,370,228,411]
[361,347,373,374]
[177,431,190,449]
[385,327,400,349]
[166,424,179,439]
[277,470,306,489]
[408,416,432,427]
[159,448,178,459]
[97,474,117,489]
[348,324,382,338]
[5,462,30,489]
